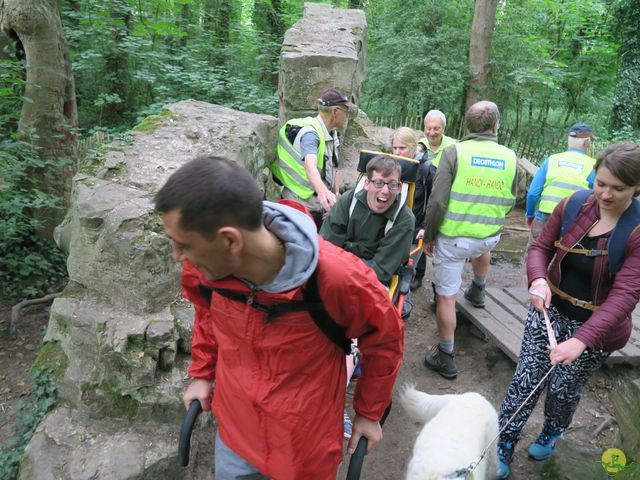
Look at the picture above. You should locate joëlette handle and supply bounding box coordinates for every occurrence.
[178,399,203,467]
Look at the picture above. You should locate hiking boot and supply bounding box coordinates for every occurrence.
[528,430,563,460]
[464,280,486,308]
[410,277,422,291]
[497,439,514,479]
[343,409,353,439]
[424,345,458,379]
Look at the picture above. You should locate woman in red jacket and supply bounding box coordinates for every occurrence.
[496,142,640,478]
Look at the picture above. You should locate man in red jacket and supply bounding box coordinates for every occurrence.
[155,156,404,480]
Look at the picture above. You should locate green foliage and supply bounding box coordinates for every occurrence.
[61,0,288,129]
[0,59,25,134]
[0,138,68,301]
[492,0,618,131]
[361,0,631,142]
[362,0,473,118]
[0,367,57,480]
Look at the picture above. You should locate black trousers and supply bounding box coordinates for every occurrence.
[498,305,609,445]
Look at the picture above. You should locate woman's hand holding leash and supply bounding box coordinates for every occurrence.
[550,338,587,365]
[529,279,587,364]
[529,278,551,311]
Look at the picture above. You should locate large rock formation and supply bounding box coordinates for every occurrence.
[20,101,278,480]
[278,2,366,122]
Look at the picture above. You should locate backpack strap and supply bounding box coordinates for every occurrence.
[560,190,640,275]
[560,189,591,236]
[553,240,608,258]
[608,198,640,276]
[303,270,353,355]
[197,271,352,354]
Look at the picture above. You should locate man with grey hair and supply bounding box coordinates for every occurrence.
[418,109,457,168]
[423,101,517,379]
[271,88,356,227]
[412,109,457,293]
[525,123,596,241]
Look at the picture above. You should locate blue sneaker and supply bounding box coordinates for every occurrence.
[497,439,513,479]
[343,409,353,439]
[528,430,563,460]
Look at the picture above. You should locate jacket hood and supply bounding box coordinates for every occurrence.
[260,201,318,292]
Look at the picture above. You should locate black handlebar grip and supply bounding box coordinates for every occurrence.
[345,437,368,480]
[345,402,391,479]
[178,400,203,467]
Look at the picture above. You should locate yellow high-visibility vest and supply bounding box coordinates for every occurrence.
[418,135,456,168]
[438,140,517,238]
[538,151,595,214]
[270,117,326,200]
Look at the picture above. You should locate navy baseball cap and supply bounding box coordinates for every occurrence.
[318,88,357,109]
[569,123,597,139]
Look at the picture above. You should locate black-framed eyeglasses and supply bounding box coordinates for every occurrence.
[368,178,401,191]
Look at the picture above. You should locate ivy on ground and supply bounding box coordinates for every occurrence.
[0,138,68,301]
[0,367,57,480]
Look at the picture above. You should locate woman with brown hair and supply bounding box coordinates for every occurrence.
[497,142,640,478]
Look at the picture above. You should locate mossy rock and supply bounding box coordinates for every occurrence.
[133,109,175,133]
[29,341,69,381]
[81,380,140,420]
[77,145,124,176]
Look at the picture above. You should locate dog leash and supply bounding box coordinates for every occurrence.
[455,300,558,479]
[528,288,558,348]
[453,364,557,479]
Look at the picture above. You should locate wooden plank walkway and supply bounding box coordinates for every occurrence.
[457,287,640,367]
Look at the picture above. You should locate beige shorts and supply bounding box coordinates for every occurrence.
[432,233,500,296]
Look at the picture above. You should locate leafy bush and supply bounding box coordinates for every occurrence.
[0,138,68,301]
[0,367,57,480]
[0,59,25,133]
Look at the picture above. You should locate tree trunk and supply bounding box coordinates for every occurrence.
[610,0,640,132]
[465,0,498,110]
[104,0,131,123]
[0,0,78,237]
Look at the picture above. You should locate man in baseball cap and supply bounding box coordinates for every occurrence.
[569,122,597,140]
[271,87,357,227]
[526,122,597,242]
[318,88,357,110]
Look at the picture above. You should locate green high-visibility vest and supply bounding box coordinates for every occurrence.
[538,151,595,214]
[439,140,517,238]
[270,117,327,200]
[418,135,456,168]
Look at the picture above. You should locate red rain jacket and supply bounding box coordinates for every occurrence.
[181,237,404,479]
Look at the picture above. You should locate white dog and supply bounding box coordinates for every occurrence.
[398,385,499,480]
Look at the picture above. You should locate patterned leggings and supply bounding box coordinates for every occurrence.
[498,305,609,445]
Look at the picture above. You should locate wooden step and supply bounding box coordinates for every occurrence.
[456,287,640,367]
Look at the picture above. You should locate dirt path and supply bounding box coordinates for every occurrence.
[0,300,50,445]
